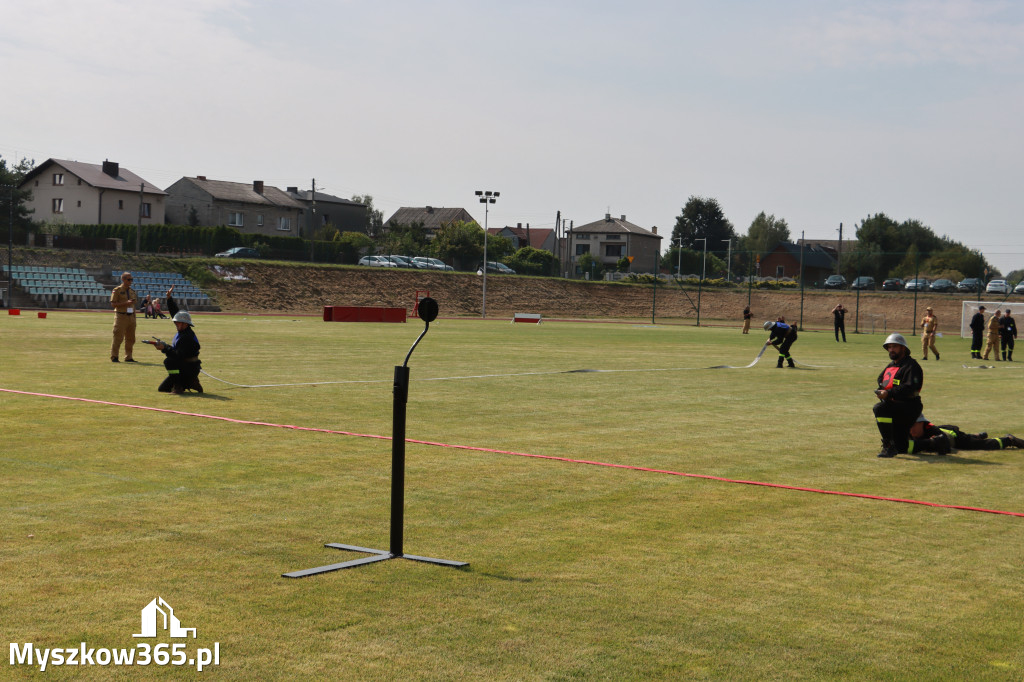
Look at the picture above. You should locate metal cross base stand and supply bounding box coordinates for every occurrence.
[283,298,467,579]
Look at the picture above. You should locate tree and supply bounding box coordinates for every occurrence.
[0,156,36,239]
[671,196,736,252]
[432,220,484,270]
[350,194,384,237]
[742,211,790,256]
[333,231,375,264]
[380,221,430,256]
[506,246,557,276]
[577,251,605,280]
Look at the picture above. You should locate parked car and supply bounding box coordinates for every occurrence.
[480,261,516,274]
[957,277,982,292]
[1015,281,1024,294]
[386,255,415,268]
[358,255,396,267]
[411,257,454,271]
[882,278,904,291]
[929,278,955,292]
[215,246,259,258]
[904,278,930,291]
[850,276,876,290]
[823,274,847,289]
[986,279,1010,294]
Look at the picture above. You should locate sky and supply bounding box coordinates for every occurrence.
[1,0,1022,274]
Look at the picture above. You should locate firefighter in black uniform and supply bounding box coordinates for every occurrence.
[763,318,798,368]
[910,416,1024,454]
[873,333,924,458]
[149,287,203,394]
[969,305,986,359]
[999,308,1017,361]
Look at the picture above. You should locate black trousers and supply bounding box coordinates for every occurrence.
[873,399,922,453]
[835,320,846,342]
[158,358,201,392]
[972,331,983,355]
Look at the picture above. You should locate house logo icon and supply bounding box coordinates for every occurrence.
[133,597,197,639]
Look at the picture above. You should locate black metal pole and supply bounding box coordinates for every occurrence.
[390,365,409,557]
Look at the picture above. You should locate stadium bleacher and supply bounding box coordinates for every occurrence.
[113,270,211,308]
[1,266,211,308]
[2,265,107,305]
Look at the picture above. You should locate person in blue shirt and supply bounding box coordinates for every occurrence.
[763,317,798,368]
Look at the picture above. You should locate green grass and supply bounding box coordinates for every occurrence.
[2,312,1024,680]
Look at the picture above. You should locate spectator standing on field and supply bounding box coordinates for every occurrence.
[983,309,1002,360]
[920,306,939,360]
[742,306,752,334]
[969,306,986,359]
[999,309,1016,361]
[110,271,138,363]
[831,303,847,342]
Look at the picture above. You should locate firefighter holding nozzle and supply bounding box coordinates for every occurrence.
[873,333,923,458]
[146,286,203,394]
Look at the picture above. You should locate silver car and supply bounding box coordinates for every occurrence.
[358,255,396,267]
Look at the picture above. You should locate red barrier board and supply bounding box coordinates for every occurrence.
[323,306,406,323]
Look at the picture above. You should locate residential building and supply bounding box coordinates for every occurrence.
[488,224,557,253]
[164,177,305,236]
[759,241,838,284]
[565,214,662,273]
[286,188,369,235]
[383,206,477,239]
[20,158,166,226]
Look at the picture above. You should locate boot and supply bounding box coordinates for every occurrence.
[932,434,951,455]
[1009,351,1013,361]
[877,440,897,458]
[191,378,204,393]
[787,358,796,368]
[777,357,784,368]
[1005,435,1024,449]
[934,351,939,361]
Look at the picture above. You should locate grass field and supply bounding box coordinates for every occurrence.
[3,310,1024,680]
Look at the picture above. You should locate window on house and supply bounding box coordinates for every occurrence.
[575,244,590,256]
[76,200,81,208]
[52,198,64,213]
[278,217,292,231]
[141,203,152,218]
[257,214,264,227]
[576,233,589,240]
[228,212,244,227]
[776,265,785,278]
[78,178,82,185]
[607,234,620,240]
[53,173,64,185]
[118,199,124,210]
[605,244,624,258]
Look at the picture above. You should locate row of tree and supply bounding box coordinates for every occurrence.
[665,196,1015,284]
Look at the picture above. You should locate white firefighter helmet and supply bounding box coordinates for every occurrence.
[763,320,774,331]
[882,333,908,350]
[172,311,194,326]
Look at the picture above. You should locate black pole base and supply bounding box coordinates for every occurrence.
[282,543,467,578]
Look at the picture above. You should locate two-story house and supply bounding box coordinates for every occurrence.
[20,158,166,226]
[566,214,662,273]
[383,206,478,239]
[164,177,305,236]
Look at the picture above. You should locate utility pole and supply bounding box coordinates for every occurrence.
[310,178,317,262]
[4,184,13,308]
[836,222,843,274]
[136,183,144,254]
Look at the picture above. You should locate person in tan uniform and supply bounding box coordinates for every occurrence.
[110,271,138,362]
[920,306,939,360]
[983,309,1002,360]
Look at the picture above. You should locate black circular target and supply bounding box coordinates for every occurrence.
[418,297,439,322]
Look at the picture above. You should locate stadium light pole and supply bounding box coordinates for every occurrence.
[722,238,732,281]
[475,190,499,318]
[695,237,707,327]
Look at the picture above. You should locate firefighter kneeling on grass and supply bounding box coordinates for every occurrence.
[763,318,797,368]
[149,289,202,394]
[873,333,923,458]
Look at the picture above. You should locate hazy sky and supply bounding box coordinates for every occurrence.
[2,0,1022,273]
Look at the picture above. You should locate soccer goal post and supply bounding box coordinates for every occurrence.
[959,300,1024,338]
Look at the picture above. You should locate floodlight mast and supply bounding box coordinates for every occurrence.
[283,297,467,577]
[477,190,499,318]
